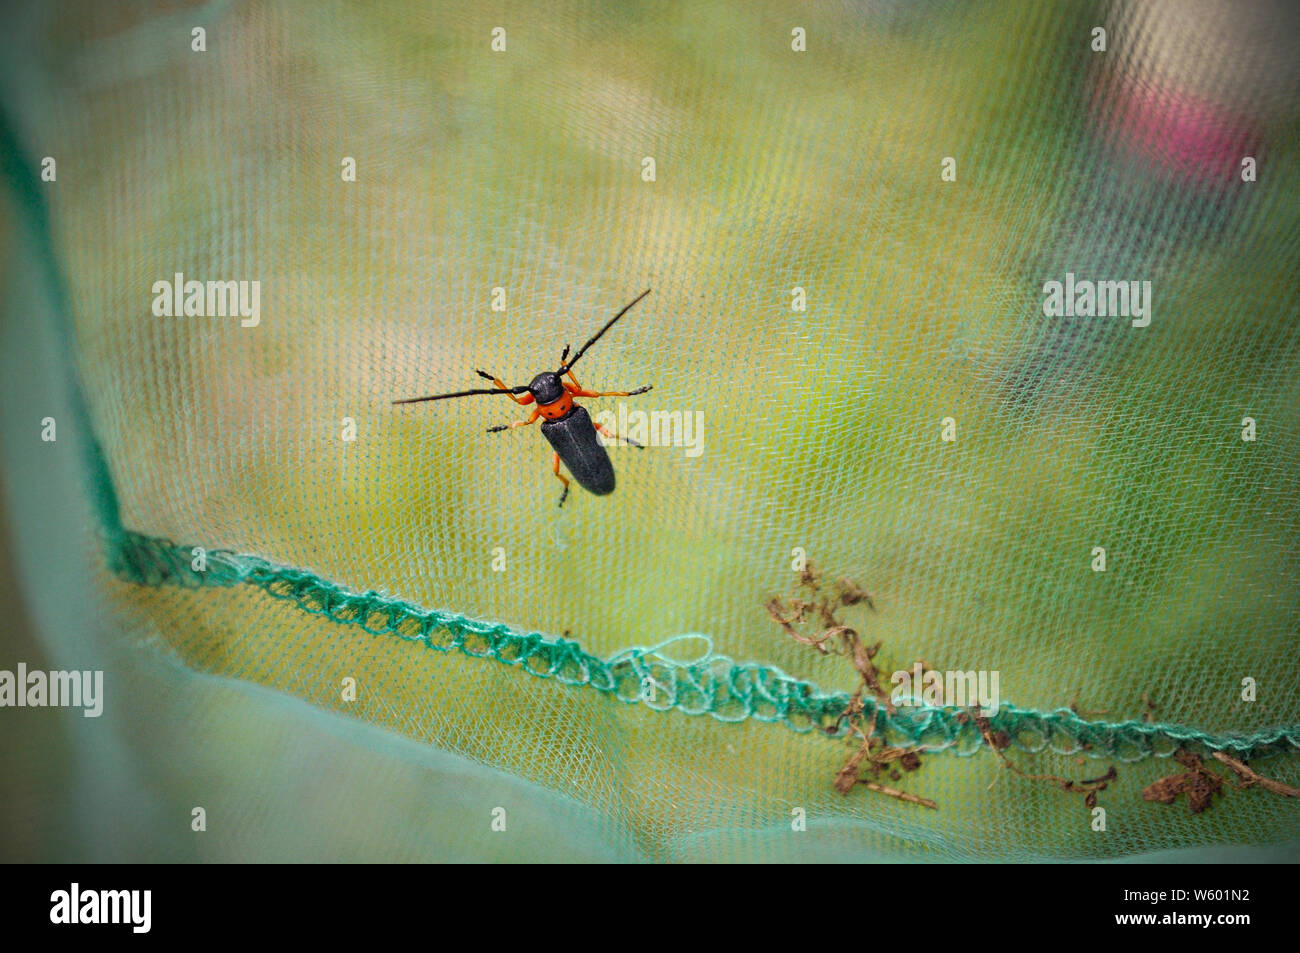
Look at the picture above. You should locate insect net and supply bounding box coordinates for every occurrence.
[1,0,1298,862]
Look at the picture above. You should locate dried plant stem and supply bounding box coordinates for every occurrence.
[1212,752,1300,798]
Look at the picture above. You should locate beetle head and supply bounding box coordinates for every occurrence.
[529,372,565,406]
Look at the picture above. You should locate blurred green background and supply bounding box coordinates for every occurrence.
[2,0,1298,861]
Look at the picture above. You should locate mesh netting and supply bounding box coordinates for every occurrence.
[2,0,1298,862]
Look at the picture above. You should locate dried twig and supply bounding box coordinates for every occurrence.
[973,707,1117,809]
[858,781,938,809]
[1211,752,1300,799]
[1141,691,1157,724]
[1067,689,1111,717]
[765,563,893,712]
[773,565,935,809]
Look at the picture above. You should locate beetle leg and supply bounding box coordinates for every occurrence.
[593,421,644,449]
[487,407,541,433]
[567,384,653,399]
[552,452,571,506]
[476,369,534,405]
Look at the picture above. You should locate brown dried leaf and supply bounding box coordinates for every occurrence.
[1141,774,1188,805]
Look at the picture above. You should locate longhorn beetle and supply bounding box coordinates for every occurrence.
[393,288,654,506]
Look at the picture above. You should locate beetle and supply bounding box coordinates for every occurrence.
[393,288,654,506]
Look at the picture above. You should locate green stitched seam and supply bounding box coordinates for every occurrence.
[1,105,128,546]
[111,530,1300,763]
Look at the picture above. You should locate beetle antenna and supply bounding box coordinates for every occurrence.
[557,288,651,374]
[392,385,528,405]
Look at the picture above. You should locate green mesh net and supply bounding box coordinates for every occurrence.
[2,0,1298,863]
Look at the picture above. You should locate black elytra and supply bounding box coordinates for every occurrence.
[541,405,615,496]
